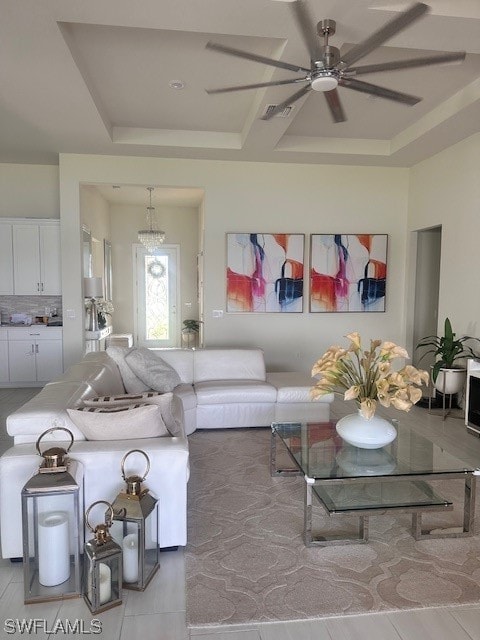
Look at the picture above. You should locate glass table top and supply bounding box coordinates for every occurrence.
[272,421,477,480]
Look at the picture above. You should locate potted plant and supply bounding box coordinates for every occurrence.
[416,317,480,395]
[181,319,202,347]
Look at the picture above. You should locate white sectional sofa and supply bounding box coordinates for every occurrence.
[0,347,332,559]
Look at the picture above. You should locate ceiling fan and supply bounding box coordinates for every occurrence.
[205,1,465,123]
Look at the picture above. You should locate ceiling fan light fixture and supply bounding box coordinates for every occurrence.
[311,74,338,92]
[138,187,165,253]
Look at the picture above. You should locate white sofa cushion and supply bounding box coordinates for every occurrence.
[194,380,277,405]
[193,349,266,383]
[106,346,150,393]
[82,391,183,437]
[67,404,169,440]
[125,348,181,392]
[151,349,194,384]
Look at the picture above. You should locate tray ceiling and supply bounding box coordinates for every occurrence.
[1,0,480,168]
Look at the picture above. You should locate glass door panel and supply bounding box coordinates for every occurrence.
[135,245,179,348]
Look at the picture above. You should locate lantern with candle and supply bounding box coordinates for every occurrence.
[84,501,123,614]
[21,427,83,604]
[111,450,159,591]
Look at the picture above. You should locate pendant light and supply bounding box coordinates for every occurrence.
[137,187,165,253]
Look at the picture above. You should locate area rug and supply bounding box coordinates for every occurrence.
[185,428,480,628]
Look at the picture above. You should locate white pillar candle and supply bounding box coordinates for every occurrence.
[38,511,70,587]
[122,534,139,583]
[98,563,112,605]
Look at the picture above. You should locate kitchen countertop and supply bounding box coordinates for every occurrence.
[1,323,63,328]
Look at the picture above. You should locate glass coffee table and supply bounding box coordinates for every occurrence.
[271,421,478,546]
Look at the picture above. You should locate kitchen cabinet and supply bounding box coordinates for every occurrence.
[0,223,14,295]
[12,221,61,295]
[7,327,63,384]
[0,329,8,383]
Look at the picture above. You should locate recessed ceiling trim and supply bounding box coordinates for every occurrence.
[113,127,242,149]
[57,22,113,139]
[391,75,480,153]
[371,2,480,19]
[276,135,391,155]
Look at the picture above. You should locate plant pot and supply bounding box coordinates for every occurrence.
[181,329,197,348]
[433,367,466,396]
[335,412,397,450]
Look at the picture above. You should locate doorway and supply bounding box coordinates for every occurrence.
[134,244,180,348]
[412,226,441,369]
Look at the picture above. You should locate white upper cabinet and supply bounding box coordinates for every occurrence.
[39,224,61,295]
[12,221,61,295]
[0,223,14,295]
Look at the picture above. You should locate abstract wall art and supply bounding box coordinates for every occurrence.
[226,233,305,312]
[310,234,388,312]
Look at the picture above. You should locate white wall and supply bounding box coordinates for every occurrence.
[59,154,409,371]
[408,132,480,342]
[0,164,59,217]
[109,203,199,337]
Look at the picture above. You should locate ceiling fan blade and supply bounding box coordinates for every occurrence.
[206,77,309,95]
[290,0,322,62]
[206,42,309,74]
[341,2,429,68]
[261,85,311,120]
[324,89,347,123]
[347,51,466,76]
[339,77,421,105]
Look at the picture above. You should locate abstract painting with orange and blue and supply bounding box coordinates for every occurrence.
[227,233,304,312]
[310,234,387,312]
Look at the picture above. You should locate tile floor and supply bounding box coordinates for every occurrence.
[1,388,480,639]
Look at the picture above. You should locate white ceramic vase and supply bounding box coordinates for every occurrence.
[336,447,397,476]
[335,411,397,449]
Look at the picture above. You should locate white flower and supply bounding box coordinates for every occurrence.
[311,333,428,419]
[96,300,114,315]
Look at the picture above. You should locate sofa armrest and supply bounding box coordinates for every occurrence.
[6,382,100,442]
[0,436,189,557]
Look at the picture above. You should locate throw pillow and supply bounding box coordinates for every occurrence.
[82,391,182,437]
[106,346,151,394]
[125,347,181,393]
[67,404,169,440]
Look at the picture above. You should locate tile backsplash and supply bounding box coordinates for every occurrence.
[0,296,62,324]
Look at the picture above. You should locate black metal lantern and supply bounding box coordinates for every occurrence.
[84,501,123,614]
[111,450,159,591]
[21,427,83,604]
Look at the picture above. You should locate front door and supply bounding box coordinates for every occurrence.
[134,245,179,348]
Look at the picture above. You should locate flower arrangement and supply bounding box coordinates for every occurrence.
[85,299,114,329]
[96,300,114,329]
[311,332,429,419]
[96,300,114,316]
